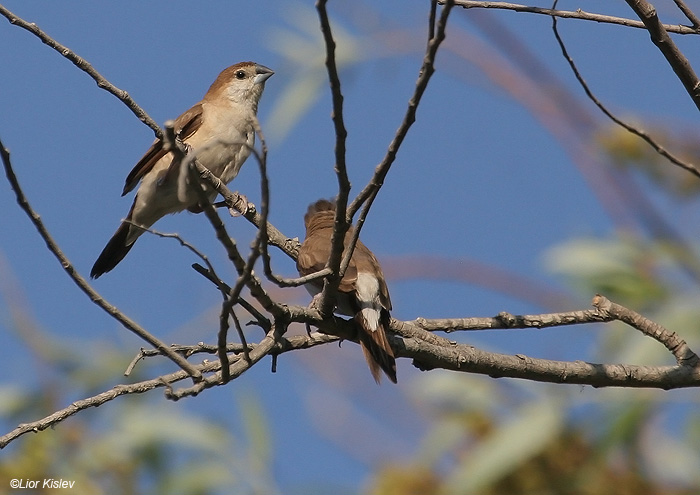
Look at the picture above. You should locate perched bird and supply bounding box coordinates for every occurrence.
[297,199,397,384]
[90,61,274,278]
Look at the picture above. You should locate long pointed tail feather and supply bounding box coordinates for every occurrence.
[90,222,135,278]
[356,309,397,384]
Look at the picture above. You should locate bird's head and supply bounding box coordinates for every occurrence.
[205,61,274,109]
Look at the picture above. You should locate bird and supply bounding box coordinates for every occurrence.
[296,199,397,384]
[90,61,274,278]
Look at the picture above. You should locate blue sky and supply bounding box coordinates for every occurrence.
[2,1,700,492]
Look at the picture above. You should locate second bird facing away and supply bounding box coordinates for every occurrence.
[90,61,274,279]
[297,199,398,384]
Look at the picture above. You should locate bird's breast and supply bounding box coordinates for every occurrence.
[190,107,255,183]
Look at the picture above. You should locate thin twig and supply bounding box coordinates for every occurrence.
[263,267,334,288]
[123,220,224,280]
[344,0,455,276]
[349,0,454,217]
[592,295,698,366]
[191,263,272,332]
[0,5,162,137]
[429,0,438,40]
[1,332,339,449]
[672,0,700,29]
[550,1,700,179]
[441,0,700,35]
[0,137,202,380]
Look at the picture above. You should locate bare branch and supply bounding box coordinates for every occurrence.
[412,295,698,366]
[401,334,700,389]
[190,263,272,333]
[316,0,350,197]
[624,0,700,111]
[4,290,700,449]
[672,0,700,29]
[348,0,454,218]
[336,1,455,297]
[315,0,353,319]
[0,332,339,449]
[0,137,202,380]
[550,3,700,178]
[0,5,162,137]
[441,0,700,35]
[592,295,698,366]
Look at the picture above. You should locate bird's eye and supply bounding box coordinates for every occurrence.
[235,70,246,80]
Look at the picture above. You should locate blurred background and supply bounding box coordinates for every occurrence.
[2,1,700,493]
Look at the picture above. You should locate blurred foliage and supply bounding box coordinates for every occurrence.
[0,319,277,495]
[596,123,700,199]
[546,237,669,311]
[364,370,700,495]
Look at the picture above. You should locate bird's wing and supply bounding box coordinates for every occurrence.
[297,231,331,282]
[297,228,361,293]
[121,102,204,196]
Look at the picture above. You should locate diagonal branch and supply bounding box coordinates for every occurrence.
[624,0,700,111]
[673,0,700,28]
[343,0,455,281]
[550,3,700,179]
[0,4,162,138]
[348,0,454,218]
[0,332,338,449]
[0,137,202,380]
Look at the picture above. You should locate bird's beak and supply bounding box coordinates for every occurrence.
[254,64,274,85]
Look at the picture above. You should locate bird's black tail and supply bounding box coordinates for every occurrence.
[90,222,135,278]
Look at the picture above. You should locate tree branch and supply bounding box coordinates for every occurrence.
[550,3,700,179]
[673,0,700,28]
[0,332,338,449]
[0,4,162,138]
[0,137,203,380]
[348,0,454,218]
[441,0,700,35]
[315,0,354,319]
[339,0,456,300]
[624,0,700,111]
[401,335,700,389]
[5,293,700,449]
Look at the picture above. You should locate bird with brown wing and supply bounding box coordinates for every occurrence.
[297,199,397,384]
[91,61,273,278]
